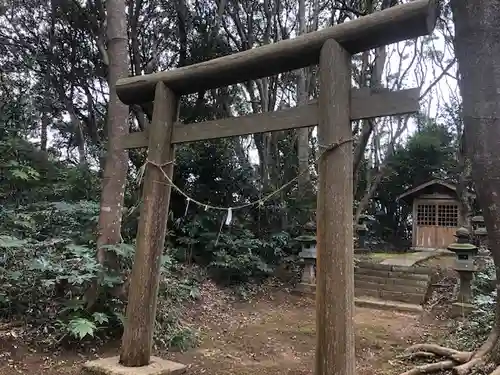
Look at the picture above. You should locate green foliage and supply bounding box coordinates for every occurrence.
[63,318,98,340]
[0,232,123,341]
[0,202,199,349]
[0,134,101,204]
[172,215,294,285]
[155,273,201,351]
[1,201,99,243]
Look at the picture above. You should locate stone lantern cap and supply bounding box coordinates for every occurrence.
[471,215,485,223]
[447,242,478,256]
[295,234,317,244]
[296,221,317,259]
[296,221,317,244]
[448,227,478,257]
[454,227,470,242]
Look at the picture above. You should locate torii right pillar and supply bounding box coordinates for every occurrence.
[315,38,354,375]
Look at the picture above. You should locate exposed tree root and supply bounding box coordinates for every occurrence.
[454,331,499,375]
[400,360,456,375]
[399,331,499,375]
[404,344,472,363]
[399,351,438,361]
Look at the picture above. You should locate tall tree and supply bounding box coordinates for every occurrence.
[89,0,130,306]
[296,0,310,196]
[451,1,500,372]
[398,2,500,375]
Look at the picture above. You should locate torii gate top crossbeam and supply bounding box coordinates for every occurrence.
[116,0,438,105]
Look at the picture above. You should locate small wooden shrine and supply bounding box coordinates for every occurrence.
[397,179,468,250]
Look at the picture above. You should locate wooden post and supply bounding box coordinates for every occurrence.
[119,82,178,367]
[315,39,354,375]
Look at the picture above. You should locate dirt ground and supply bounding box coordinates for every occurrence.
[0,289,446,375]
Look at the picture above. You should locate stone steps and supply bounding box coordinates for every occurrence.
[354,274,429,287]
[354,296,424,313]
[293,261,432,312]
[354,267,430,281]
[354,261,431,306]
[292,284,426,314]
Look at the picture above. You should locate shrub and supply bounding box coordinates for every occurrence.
[448,257,496,350]
[0,202,199,350]
[172,215,295,285]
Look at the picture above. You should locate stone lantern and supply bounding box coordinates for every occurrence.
[474,226,488,249]
[472,216,490,270]
[295,221,317,295]
[471,215,484,232]
[472,216,489,253]
[448,227,478,316]
[356,214,370,250]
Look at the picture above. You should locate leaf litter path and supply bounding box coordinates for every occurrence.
[0,290,441,375]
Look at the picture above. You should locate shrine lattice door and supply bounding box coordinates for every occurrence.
[415,202,459,249]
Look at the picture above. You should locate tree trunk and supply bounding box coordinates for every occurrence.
[296,0,310,195]
[452,1,500,361]
[451,0,500,270]
[89,0,130,306]
[40,111,48,151]
[456,128,472,229]
[397,3,500,375]
[352,0,389,195]
[352,43,387,218]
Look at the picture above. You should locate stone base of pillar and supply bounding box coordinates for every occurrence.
[81,356,186,375]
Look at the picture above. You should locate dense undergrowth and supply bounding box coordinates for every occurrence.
[0,199,300,351]
[0,201,200,350]
[446,258,496,351]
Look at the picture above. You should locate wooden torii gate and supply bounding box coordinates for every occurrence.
[110,0,438,374]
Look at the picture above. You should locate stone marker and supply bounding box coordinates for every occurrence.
[82,356,187,375]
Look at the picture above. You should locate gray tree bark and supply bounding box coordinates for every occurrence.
[296,0,310,195]
[88,0,130,307]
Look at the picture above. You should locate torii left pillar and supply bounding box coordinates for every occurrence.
[82,82,187,374]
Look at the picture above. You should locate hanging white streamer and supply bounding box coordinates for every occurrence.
[225,208,233,226]
[136,164,146,186]
[184,198,191,216]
